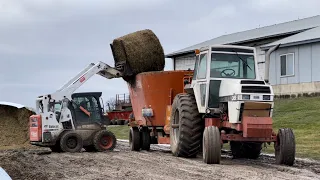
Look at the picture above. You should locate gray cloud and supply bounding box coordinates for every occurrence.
[1,0,319,108]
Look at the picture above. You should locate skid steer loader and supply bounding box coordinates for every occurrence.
[29,62,122,152]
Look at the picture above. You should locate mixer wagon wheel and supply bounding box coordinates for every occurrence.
[93,130,117,152]
[202,126,221,164]
[170,93,203,158]
[275,128,296,166]
[129,127,141,151]
[141,127,151,151]
[60,131,83,153]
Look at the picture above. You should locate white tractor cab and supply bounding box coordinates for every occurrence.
[171,44,295,166]
[30,62,122,153]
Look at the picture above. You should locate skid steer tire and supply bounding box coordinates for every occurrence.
[93,130,117,152]
[129,127,141,151]
[170,93,204,158]
[84,145,96,152]
[141,128,151,151]
[203,126,221,164]
[60,131,83,153]
[49,142,63,153]
[275,128,296,166]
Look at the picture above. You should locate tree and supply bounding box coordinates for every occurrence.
[105,97,116,112]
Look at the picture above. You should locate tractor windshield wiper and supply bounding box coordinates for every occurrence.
[232,50,252,71]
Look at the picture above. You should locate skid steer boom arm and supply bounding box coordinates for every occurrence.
[35,61,122,114]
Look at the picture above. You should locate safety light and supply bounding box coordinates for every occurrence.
[195,49,200,54]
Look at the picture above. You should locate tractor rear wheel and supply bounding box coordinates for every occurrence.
[60,131,83,153]
[141,127,151,151]
[230,141,262,159]
[275,128,295,166]
[129,127,141,151]
[170,93,203,158]
[93,130,117,152]
[203,126,221,164]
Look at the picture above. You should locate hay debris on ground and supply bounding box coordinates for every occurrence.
[111,29,165,85]
[0,105,35,147]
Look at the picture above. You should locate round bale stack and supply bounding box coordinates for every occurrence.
[111,29,165,85]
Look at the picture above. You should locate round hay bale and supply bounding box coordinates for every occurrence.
[111,29,165,80]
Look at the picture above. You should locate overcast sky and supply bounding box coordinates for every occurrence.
[0,0,320,108]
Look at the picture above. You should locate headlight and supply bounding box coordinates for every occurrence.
[206,108,211,114]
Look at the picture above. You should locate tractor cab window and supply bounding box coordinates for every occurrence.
[197,53,208,79]
[210,53,256,79]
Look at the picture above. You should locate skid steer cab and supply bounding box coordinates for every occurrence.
[170,44,296,166]
[29,92,117,153]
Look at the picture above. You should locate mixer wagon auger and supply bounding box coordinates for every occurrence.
[127,44,296,166]
[29,61,122,153]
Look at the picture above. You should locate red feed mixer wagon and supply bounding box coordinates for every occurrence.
[126,44,296,166]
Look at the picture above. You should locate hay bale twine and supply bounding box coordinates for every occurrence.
[111,29,165,84]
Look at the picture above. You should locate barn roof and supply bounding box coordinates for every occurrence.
[166,15,320,58]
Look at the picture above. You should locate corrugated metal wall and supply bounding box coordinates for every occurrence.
[174,54,196,70]
[269,41,320,85]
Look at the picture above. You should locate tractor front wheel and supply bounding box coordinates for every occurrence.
[275,128,295,166]
[203,126,221,164]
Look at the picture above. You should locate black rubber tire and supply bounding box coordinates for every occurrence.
[49,143,62,153]
[124,120,129,125]
[275,128,296,166]
[141,128,151,151]
[129,127,141,151]
[245,142,262,159]
[203,126,221,164]
[84,145,96,152]
[60,131,83,153]
[230,141,262,159]
[170,93,204,158]
[111,119,115,125]
[93,130,117,152]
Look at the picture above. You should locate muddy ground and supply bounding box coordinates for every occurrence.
[0,141,319,180]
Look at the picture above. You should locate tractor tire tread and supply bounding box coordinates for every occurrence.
[170,93,204,158]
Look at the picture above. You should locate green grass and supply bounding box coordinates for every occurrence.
[262,96,320,160]
[107,96,320,160]
[108,125,130,140]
